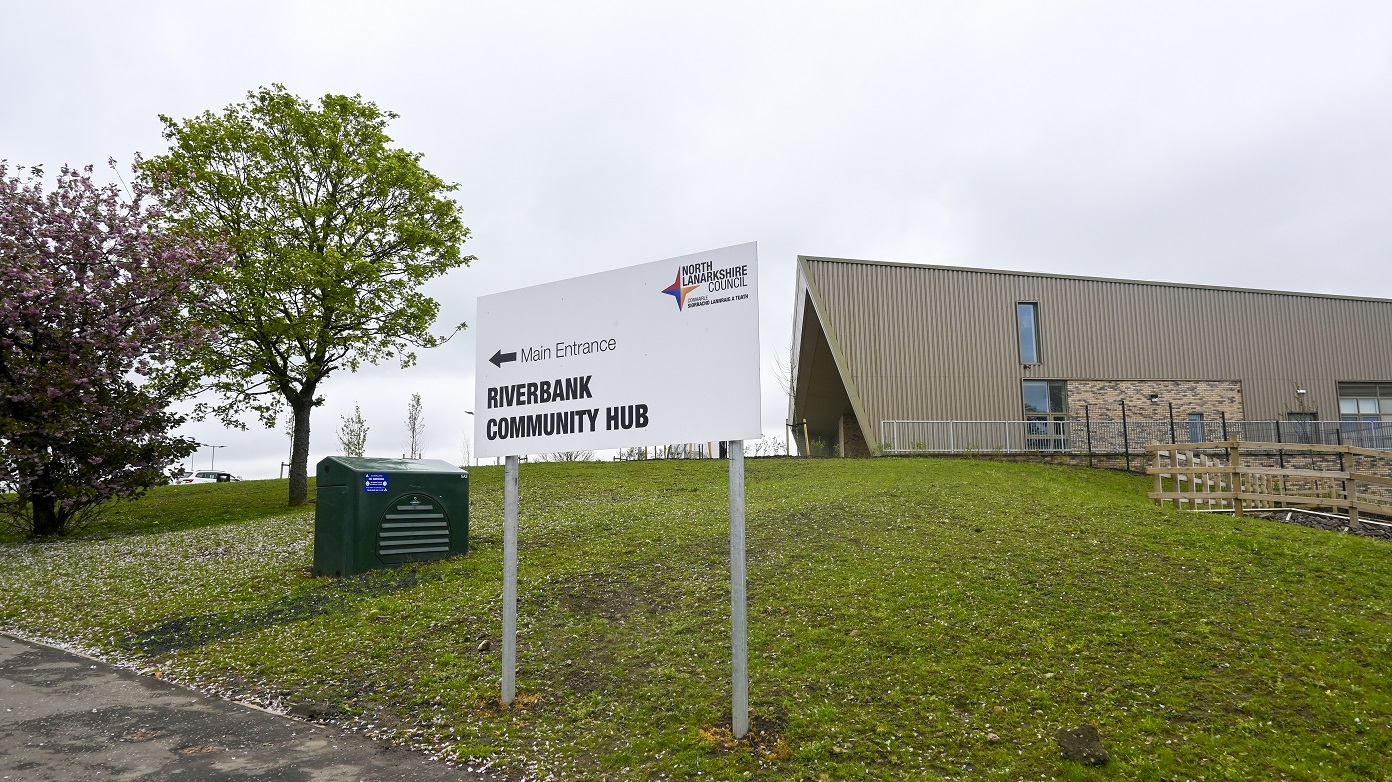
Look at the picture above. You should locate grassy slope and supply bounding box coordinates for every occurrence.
[1,458,1389,781]
[0,478,316,544]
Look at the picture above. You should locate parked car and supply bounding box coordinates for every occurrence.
[174,470,242,484]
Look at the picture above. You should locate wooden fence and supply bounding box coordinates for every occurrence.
[1146,440,1392,528]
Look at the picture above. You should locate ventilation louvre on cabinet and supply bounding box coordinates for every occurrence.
[378,493,450,560]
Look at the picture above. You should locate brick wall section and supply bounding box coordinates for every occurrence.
[839,413,871,458]
[1066,380,1244,423]
[1352,453,1392,505]
[1239,451,1392,506]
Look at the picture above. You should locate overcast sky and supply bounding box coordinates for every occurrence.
[4,1,1391,478]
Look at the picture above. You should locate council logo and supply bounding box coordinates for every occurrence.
[660,259,751,312]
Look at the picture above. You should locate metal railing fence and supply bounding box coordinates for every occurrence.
[880,419,1392,455]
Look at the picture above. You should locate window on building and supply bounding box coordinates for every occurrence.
[1017,302,1040,364]
[1338,382,1392,448]
[1187,413,1204,443]
[1023,379,1066,451]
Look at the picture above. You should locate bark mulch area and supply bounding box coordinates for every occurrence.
[1250,509,1392,543]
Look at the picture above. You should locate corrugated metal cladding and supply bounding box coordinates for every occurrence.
[793,256,1392,450]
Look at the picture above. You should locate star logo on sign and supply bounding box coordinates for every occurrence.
[661,270,700,310]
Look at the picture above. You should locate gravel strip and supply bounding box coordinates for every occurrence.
[1250,509,1392,543]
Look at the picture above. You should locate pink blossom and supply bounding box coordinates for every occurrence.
[0,160,228,536]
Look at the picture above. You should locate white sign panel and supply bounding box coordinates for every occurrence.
[474,243,762,458]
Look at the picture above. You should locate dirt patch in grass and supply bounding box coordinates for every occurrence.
[698,713,791,760]
[477,692,545,717]
[548,572,654,618]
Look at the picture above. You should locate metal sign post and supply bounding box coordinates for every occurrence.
[502,454,519,705]
[475,243,761,730]
[728,440,748,738]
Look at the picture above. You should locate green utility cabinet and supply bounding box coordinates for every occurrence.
[314,457,469,578]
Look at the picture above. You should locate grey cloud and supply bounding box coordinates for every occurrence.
[4,1,1389,477]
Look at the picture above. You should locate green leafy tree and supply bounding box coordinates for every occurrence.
[141,85,472,505]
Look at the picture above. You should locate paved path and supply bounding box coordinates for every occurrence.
[0,633,506,781]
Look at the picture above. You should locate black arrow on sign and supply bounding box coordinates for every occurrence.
[489,349,518,368]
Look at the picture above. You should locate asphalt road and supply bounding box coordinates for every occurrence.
[0,633,507,781]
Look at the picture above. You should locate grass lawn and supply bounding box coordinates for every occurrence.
[0,477,317,544]
[1,458,1389,781]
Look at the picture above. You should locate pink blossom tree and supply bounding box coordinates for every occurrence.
[0,161,224,537]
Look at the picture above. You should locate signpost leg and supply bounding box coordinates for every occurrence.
[728,440,749,739]
[502,454,519,705]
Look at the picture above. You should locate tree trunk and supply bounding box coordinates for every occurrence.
[30,495,62,537]
[25,466,65,537]
[288,398,314,506]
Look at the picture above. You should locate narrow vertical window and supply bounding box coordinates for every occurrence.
[1017,302,1040,364]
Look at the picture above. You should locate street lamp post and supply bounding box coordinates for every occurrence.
[465,410,474,465]
[205,444,225,470]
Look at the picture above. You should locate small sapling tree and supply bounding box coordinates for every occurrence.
[0,162,221,536]
[405,393,426,459]
[338,404,369,457]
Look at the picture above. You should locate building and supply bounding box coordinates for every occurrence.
[789,256,1392,457]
